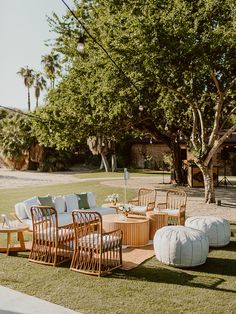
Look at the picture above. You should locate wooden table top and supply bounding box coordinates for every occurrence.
[102,214,148,224]
[0,223,29,233]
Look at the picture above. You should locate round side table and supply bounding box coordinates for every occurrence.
[146,211,168,240]
[0,224,30,255]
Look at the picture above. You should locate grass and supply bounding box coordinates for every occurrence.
[0,174,235,313]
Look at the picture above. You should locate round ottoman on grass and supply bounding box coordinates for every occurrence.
[185,216,231,247]
[153,226,209,267]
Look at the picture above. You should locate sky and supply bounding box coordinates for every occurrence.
[0,0,74,111]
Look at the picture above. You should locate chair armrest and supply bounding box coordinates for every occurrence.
[10,212,23,223]
[156,202,167,210]
[147,202,155,211]
[179,205,186,213]
[102,229,122,240]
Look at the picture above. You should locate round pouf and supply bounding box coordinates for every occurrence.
[185,216,231,247]
[153,226,209,267]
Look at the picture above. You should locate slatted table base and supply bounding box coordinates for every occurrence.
[103,214,149,246]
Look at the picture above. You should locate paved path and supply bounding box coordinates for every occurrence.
[0,286,80,314]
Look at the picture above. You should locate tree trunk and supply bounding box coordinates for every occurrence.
[100,153,110,172]
[170,138,184,185]
[197,161,215,203]
[111,154,117,172]
[27,86,31,111]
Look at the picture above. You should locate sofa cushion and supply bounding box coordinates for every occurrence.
[64,194,80,212]
[90,206,116,215]
[77,192,90,209]
[15,202,28,220]
[53,196,66,214]
[58,212,73,227]
[38,195,54,207]
[23,196,40,218]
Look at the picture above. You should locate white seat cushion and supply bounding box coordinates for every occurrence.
[185,216,231,247]
[130,206,147,214]
[90,207,116,215]
[154,226,209,267]
[155,208,179,216]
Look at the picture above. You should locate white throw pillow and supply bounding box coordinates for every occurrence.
[53,195,66,214]
[23,196,40,218]
[87,192,97,208]
[63,194,80,212]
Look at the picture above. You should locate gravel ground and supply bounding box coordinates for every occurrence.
[1,167,236,221]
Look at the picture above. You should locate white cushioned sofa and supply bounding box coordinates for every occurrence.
[15,192,116,230]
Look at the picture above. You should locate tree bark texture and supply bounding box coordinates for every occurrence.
[197,161,215,203]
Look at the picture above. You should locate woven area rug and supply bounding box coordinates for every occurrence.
[120,244,155,270]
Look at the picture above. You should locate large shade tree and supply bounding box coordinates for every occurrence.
[34,0,235,203]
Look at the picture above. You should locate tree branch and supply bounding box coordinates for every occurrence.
[191,109,198,151]
[205,123,236,165]
[197,108,206,152]
[208,71,224,147]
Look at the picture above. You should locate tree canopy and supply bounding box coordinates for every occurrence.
[32,0,235,201]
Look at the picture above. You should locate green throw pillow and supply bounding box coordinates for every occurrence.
[38,195,54,207]
[77,193,90,209]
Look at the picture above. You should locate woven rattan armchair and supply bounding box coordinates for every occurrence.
[70,210,122,276]
[156,189,187,225]
[128,188,157,215]
[29,206,74,266]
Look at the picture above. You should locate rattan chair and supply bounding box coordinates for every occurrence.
[29,206,74,266]
[70,210,122,276]
[156,189,187,225]
[128,188,157,215]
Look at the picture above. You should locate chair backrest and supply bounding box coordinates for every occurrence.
[72,210,102,243]
[138,188,156,206]
[166,189,187,210]
[30,205,58,243]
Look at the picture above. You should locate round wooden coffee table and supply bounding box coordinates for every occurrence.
[146,211,168,240]
[0,224,30,255]
[102,214,149,246]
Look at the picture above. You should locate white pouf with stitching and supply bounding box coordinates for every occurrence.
[185,216,231,247]
[153,226,209,267]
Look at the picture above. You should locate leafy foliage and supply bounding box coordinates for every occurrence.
[0,114,35,159]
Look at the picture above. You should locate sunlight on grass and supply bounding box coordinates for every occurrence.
[0,174,235,313]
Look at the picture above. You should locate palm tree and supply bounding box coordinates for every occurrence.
[34,72,47,108]
[17,66,34,111]
[41,53,61,89]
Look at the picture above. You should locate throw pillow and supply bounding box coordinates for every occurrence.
[23,196,40,218]
[64,194,80,212]
[38,195,54,207]
[77,193,90,209]
[53,195,66,214]
[87,192,97,208]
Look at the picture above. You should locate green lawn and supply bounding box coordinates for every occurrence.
[0,175,235,314]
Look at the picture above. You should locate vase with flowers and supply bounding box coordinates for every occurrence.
[105,193,119,206]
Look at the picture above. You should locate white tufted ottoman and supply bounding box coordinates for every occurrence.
[153,226,209,267]
[185,216,231,247]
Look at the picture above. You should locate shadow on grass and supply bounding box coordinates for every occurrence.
[112,240,236,293]
[113,263,236,294]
